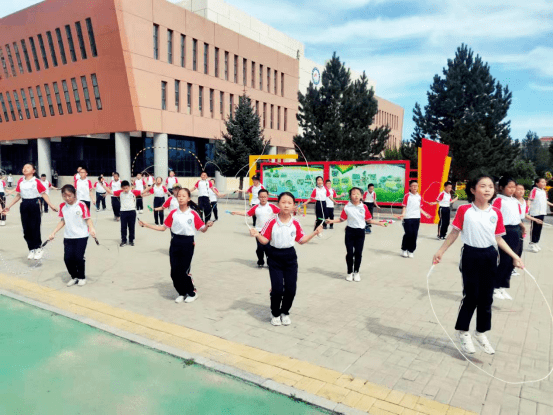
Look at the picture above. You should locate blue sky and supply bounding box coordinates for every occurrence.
[2,0,551,142]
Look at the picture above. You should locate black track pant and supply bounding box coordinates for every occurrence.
[267,246,298,317]
[96,192,106,210]
[0,192,6,221]
[401,218,420,253]
[64,237,88,280]
[112,197,121,218]
[40,196,48,213]
[324,207,334,229]
[211,201,218,220]
[530,215,544,244]
[198,196,212,222]
[345,227,365,274]
[364,202,374,230]
[256,239,268,266]
[120,210,136,243]
[455,245,497,333]
[169,234,196,297]
[437,207,450,238]
[314,201,327,231]
[80,200,91,211]
[496,226,521,289]
[20,198,42,250]
[251,204,258,227]
[136,197,143,211]
[154,197,165,225]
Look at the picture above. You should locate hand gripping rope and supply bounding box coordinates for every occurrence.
[427,264,553,384]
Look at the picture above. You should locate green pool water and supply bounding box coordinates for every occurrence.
[0,295,330,415]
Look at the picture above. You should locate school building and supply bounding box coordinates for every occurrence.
[0,0,404,182]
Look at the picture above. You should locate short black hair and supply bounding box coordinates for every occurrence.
[121,180,130,187]
[444,181,452,187]
[368,183,374,188]
[467,174,496,202]
[252,175,260,181]
[349,187,363,198]
[535,177,545,185]
[325,179,331,183]
[61,184,76,195]
[498,176,516,189]
[80,167,87,173]
[40,174,46,178]
[278,191,295,203]
[409,180,418,186]
[113,172,119,177]
[258,189,269,196]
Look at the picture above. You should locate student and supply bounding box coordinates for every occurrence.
[111,172,115,183]
[74,167,95,210]
[491,177,524,301]
[146,177,169,225]
[528,177,553,252]
[156,184,181,215]
[324,179,343,230]
[7,174,13,188]
[94,177,108,211]
[166,171,179,194]
[192,171,220,222]
[138,188,213,303]
[0,163,58,259]
[514,184,542,262]
[0,175,7,226]
[102,180,149,247]
[73,167,82,182]
[39,174,55,213]
[397,180,432,258]
[145,172,154,187]
[428,181,458,240]
[363,183,381,234]
[302,176,333,234]
[250,192,322,326]
[48,185,96,287]
[208,178,225,222]
[109,172,122,222]
[433,174,524,355]
[235,175,266,227]
[133,173,146,213]
[231,189,279,268]
[326,187,387,282]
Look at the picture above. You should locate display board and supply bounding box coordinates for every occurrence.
[261,164,325,200]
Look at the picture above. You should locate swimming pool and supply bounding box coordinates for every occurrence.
[0,295,330,415]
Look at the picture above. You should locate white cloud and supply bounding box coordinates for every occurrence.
[529,83,553,92]
[489,47,553,79]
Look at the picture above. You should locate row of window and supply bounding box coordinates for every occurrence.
[153,24,285,97]
[0,18,97,80]
[160,80,288,131]
[375,110,399,130]
[0,73,102,123]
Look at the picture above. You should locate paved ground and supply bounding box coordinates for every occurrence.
[1,193,552,415]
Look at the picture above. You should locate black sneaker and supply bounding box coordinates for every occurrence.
[130,242,135,246]
[120,242,127,247]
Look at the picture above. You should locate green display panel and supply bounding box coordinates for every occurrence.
[261,164,325,200]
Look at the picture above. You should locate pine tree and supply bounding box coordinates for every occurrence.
[413,44,519,180]
[214,94,269,192]
[521,131,541,161]
[294,53,390,161]
[549,141,553,167]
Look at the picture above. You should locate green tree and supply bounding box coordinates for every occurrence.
[412,44,519,181]
[294,53,390,161]
[521,131,541,161]
[214,94,269,192]
[550,141,553,166]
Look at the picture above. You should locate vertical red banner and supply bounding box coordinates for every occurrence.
[420,139,450,224]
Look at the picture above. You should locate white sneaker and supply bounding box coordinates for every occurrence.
[529,244,539,253]
[536,245,542,251]
[175,295,185,303]
[33,248,44,260]
[511,270,519,276]
[493,289,505,300]
[27,250,35,260]
[184,294,197,303]
[346,273,354,282]
[408,252,414,258]
[271,316,282,326]
[0,220,5,226]
[456,330,476,354]
[501,288,513,300]
[317,233,322,239]
[280,314,291,325]
[402,250,408,258]
[473,331,495,354]
[77,279,86,286]
[66,278,78,287]
[353,272,361,282]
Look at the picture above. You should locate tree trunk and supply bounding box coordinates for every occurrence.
[239,176,244,200]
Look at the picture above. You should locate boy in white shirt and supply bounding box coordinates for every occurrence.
[74,167,95,210]
[397,180,432,258]
[528,177,553,252]
[39,174,57,213]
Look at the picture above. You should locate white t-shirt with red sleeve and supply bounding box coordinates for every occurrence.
[247,184,265,205]
[363,191,377,203]
[208,187,218,202]
[162,196,179,211]
[164,207,205,236]
[74,178,93,201]
[528,187,547,216]
[150,184,168,198]
[437,191,452,207]
[261,216,305,249]
[110,180,122,192]
[58,201,90,239]
[326,187,338,208]
[492,195,521,226]
[166,176,178,189]
[16,177,46,199]
[247,203,280,231]
[134,179,146,192]
[95,182,107,194]
[311,186,330,202]
[40,179,52,195]
[340,202,372,229]
[517,199,529,220]
[194,179,213,197]
[0,180,7,192]
[113,189,142,211]
[452,203,506,248]
[402,193,422,219]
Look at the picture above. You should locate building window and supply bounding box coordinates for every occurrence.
[281,73,284,96]
[214,47,219,77]
[255,101,259,116]
[219,91,224,117]
[55,29,67,65]
[13,43,24,74]
[267,67,270,92]
[175,80,180,112]
[167,29,173,63]
[284,108,287,131]
[234,54,238,83]
[203,43,208,74]
[75,22,87,60]
[52,82,64,115]
[161,81,167,110]
[20,40,32,72]
[224,51,229,80]
[259,65,263,90]
[274,70,277,94]
[63,27,77,63]
[0,93,9,121]
[5,45,17,76]
[192,39,197,71]
[71,78,82,112]
[44,84,55,116]
[277,106,280,130]
[270,104,274,129]
[81,76,92,111]
[0,48,9,78]
[28,87,38,118]
[263,103,266,128]
[187,83,192,114]
[209,88,214,117]
[36,34,49,69]
[251,61,255,88]
[153,24,159,60]
[90,74,102,110]
[13,91,23,120]
[6,92,16,121]
[199,86,203,115]
[36,86,47,117]
[46,31,58,67]
[85,18,98,57]
[180,34,185,67]
[61,80,73,114]
[230,94,234,117]
[243,58,247,85]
